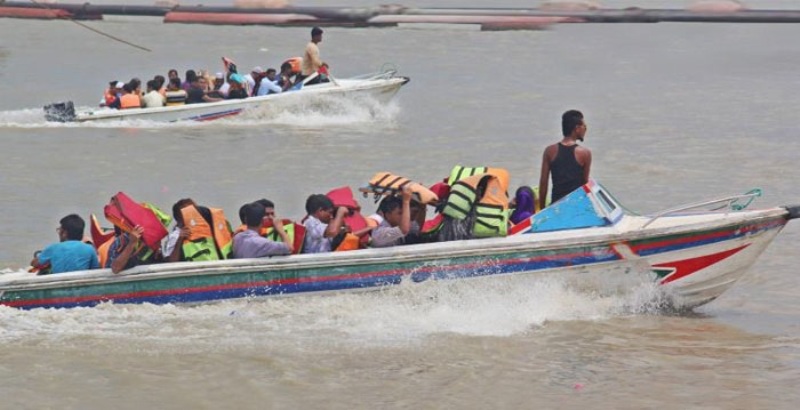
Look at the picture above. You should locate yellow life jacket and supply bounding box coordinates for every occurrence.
[442,172,509,237]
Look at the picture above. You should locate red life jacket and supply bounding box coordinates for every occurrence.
[103,192,168,251]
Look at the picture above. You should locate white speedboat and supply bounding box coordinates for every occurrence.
[43,71,410,123]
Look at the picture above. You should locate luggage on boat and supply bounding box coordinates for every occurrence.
[440,167,510,240]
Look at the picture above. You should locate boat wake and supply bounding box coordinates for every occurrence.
[0,97,400,130]
[0,267,673,352]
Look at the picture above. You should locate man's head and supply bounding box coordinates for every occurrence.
[154,75,166,89]
[280,62,293,75]
[562,109,586,141]
[146,79,158,93]
[243,202,266,228]
[305,194,334,222]
[59,214,85,241]
[266,68,277,81]
[254,199,275,218]
[252,66,265,78]
[168,69,179,80]
[311,26,323,43]
[378,196,404,227]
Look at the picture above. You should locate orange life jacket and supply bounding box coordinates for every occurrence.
[104,89,116,106]
[284,57,302,75]
[120,93,141,109]
[180,206,233,261]
[97,239,113,268]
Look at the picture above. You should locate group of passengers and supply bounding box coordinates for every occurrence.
[101,26,330,110]
[31,109,592,276]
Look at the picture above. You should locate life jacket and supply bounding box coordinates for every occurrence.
[104,89,116,106]
[332,233,360,252]
[103,192,168,252]
[119,93,141,109]
[327,186,370,249]
[360,172,439,205]
[283,57,302,75]
[180,205,233,261]
[97,238,113,268]
[165,90,187,106]
[442,172,509,238]
[262,219,306,255]
[447,165,510,191]
[90,213,114,250]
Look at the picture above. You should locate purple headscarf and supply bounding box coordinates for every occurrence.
[510,186,535,225]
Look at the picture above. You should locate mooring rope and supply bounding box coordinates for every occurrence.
[28,0,152,52]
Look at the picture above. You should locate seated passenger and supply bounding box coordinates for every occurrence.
[302,194,348,254]
[187,76,222,104]
[162,198,195,262]
[232,202,292,258]
[102,81,122,107]
[370,187,425,248]
[30,214,100,274]
[255,68,282,96]
[108,225,158,274]
[110,83,142,110]
[154,75,167,99]
[226,74,248,100]
[207,72,226,99]
[165,78,187,106]
[509,186,536,225]
[141,79,165,108]
[278,62,295,92]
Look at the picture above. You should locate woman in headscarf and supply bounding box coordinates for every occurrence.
[509,186,536,225]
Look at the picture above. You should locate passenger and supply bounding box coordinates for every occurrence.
[302,194,349,254]
[102,81,121,107]
[187,76,223,104]
[107,225,157,274]
[168,68,180,85]
[232,202,292,258]
[538,110,592,209]
[163,198,194,263]
[207,72,226,98]
[255,68,282,96]
[370,187,425,248]
[226,74,248,100]
[165,78,188,106]
[154,75,167,99]
[509,186,536,225]
[278,62,295,91]
[299,26,327,85]
[182,69,197,91]
[30,214,100,274]
[111,83,141,110]
[244,66,264,96]
[141,79,165,108]
[128,78,143,98]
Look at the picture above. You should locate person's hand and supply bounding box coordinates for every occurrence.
[272,217,285,230]
[131,225,145,241]
[336,206,349,218]
[178,227,191,240]
[401,185,413,202]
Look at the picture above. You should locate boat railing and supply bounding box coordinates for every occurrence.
[642,189,762,228]
[348,64,400,81]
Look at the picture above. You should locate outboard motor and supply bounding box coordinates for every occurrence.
[44,101,76,122]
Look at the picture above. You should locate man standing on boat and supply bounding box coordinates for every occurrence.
[299,26,327,85]
[538,110,592,210]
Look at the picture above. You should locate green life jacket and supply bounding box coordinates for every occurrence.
[442,179,478,220]
[447,165,489,186]
[442,174,510,238]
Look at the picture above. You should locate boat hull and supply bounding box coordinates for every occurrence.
[0,209,789,310]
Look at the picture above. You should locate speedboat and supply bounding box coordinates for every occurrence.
[43,70,410,123]
[1,180,796,310]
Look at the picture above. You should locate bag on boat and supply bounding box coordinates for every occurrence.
[440,171,510,239]
[103,192,169,252]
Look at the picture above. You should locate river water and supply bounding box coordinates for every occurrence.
[1,1,799,408]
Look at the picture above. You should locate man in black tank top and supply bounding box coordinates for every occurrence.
[538,110,592,210]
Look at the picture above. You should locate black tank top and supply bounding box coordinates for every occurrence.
[550,143,585,203]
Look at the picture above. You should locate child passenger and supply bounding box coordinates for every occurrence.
[302,194,348,254]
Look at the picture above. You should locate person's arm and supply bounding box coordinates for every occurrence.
[166,227,190,263]
[399,188,412,236]
[580,148,592,184]
[325,207,349,238]
[270,217,293,254]
[111,226,144,274]
[538,146,552,211]
[202,93,223,103]
[265,79,282,94]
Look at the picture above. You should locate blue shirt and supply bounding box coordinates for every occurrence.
[232,229,291,258]
[37,240,100,274]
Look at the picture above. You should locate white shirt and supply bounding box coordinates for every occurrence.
[218,82,230,98]
[162,227,181,257]
[256,78,282,96]
[141,90,164,108]
[302,215,332,254]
